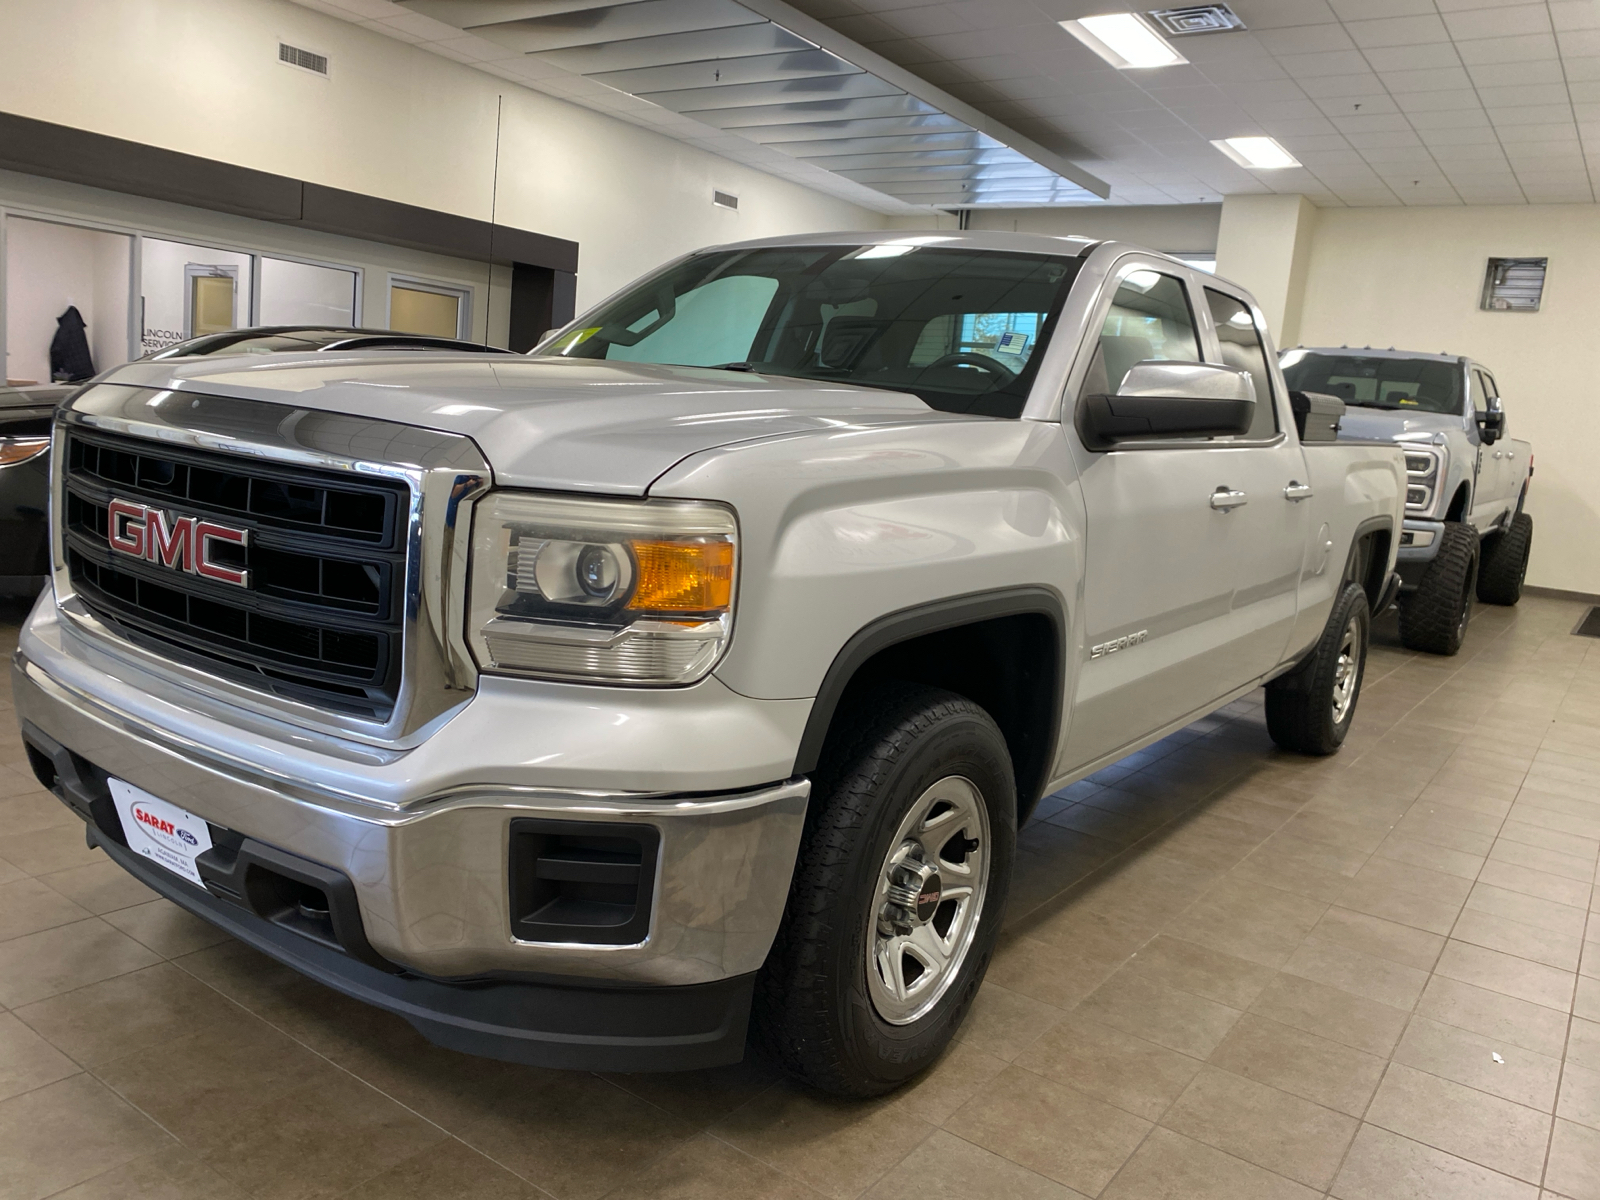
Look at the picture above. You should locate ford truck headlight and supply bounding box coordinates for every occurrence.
[1401,445,1443,513]
[467,492,736,685]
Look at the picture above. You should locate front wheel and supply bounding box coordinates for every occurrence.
[1398,521,1478,655]
[753,684,1015,1096]
[1265,581,1370,756]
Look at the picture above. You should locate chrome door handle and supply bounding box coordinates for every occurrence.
[1283,482,1313,501]
[1210,488,1249,511]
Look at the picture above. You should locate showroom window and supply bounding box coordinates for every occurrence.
[140,237,254,352]
[259,256,359,326]
[3,215,132,385]
[389,277,469,338]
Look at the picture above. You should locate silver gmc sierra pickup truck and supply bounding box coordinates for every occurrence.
[14,232,1404,1096]
[1281,347,1533,655]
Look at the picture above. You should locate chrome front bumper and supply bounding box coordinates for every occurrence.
[13,600,811,988]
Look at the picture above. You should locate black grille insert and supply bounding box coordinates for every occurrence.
[62,430,408,719]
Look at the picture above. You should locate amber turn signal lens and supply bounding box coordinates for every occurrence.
[627,539,734,612]
[0,438,49,466]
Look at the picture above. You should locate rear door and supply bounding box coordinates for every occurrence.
[1059,259,1309,771]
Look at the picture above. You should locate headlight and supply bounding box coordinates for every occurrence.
[467,492,736,685]
[1403,453,1436,476]
[0,437,49,466]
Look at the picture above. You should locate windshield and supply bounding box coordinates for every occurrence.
[536,244,1084,417]
[1280,351,1463,415]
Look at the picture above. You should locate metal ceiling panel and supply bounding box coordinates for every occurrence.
[731,113,969,142]
[406,0,640,25]
[683,93,941,128]
[587,48,857,93]
[395,0,1108,207]
[466,0,760,53]
[638,73,904,112]
[532,23,812,73]
[774,132,992,158]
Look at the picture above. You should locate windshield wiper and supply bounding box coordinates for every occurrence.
[1340,400,1404,410]
[706,361,758,372]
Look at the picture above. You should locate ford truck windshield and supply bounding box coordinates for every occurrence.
[1281,351,1462,415]
[536,245,1083,418]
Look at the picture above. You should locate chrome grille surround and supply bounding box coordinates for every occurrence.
[51,384,489,747]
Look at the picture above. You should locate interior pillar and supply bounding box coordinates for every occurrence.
[1215,194,1318,349]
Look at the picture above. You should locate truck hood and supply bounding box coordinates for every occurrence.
[1337,407,1464,442]
[98,353,951,493]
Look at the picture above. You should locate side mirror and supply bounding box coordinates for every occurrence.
[1478,397,1505,444]
[1081,361,1255,445]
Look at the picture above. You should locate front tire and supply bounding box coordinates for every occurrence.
[1266,581,1370,755]
[1477,512,1532,605]
[754,684,1016,1096]
[1398,521,1478,655]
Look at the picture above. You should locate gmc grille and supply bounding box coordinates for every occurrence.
[62,431,409,720]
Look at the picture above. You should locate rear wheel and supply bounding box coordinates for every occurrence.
[1477,512,1532,606]
[1398,521,1478,655]
[754,684,1015,1096]
[1266,581,1370,755]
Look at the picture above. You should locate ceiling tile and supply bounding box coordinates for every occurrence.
[1395,88,1483,112]
[1551,1,1600,33]
[1406,109,1492,130]
[1456,33,1560,65]
[1329,0,1433,18]
[1468,60,1567,86]
[1271,50,1371,77]
[1226,0,1340,28]
[1255,24,1356,55]
[1344,14,1450,49]
[1377,67,1474,93]
[1475,82,1574,108]
[1360,44,1463,72]
[1442,6,1552,40]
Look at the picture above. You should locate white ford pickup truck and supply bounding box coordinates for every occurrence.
[14,232,1404,1096]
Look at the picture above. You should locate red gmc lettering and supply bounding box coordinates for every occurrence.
[105,500,250,588]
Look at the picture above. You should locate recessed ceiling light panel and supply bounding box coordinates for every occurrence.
[1061,13,1188,69]
[1146,5,1246,36]
[1212,136,1301,169]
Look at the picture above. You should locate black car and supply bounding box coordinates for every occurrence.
[0,384,70,598]
[144,325,519,359]
[0,329,516,598]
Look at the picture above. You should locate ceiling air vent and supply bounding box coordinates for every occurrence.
[1481,257,1547,312]
[712,190,739,211]
[279,42,329,77]
[1146,5,1246,35]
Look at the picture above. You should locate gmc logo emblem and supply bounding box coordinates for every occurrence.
[106,499,250,588]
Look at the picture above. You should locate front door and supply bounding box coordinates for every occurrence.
[1060,262,1308,773]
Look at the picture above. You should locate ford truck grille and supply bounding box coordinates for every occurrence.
[61,430,409,720]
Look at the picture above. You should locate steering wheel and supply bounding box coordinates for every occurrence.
[923,352,1017,384]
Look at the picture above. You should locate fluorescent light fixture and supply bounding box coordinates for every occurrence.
[1212,136,1301,169]
[1061,13,1187,69]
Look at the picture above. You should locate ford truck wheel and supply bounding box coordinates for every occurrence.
[1266,581,1370,755]
[754,684,1015,1096]
[1398,521,1478,655]
[1477,512,1532,606]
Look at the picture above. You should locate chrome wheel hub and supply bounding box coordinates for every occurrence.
[866,776,990,1026]
[1331,616,1361,725]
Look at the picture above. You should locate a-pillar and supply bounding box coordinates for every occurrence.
[1214,194,1318,349]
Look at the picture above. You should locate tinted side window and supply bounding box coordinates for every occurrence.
[1470,370,1489,417]
[1080,270,1199,397]
[1204,289,1279,439]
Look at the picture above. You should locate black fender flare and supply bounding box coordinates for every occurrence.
[791,586,1068,801]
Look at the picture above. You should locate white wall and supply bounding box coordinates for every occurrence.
[1294,204,1600,595]
[1216,194,1316,346]
[3,216,130,384]
[0,0,888,311]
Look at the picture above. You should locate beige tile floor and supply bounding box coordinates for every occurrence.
[0,593,1598,1199]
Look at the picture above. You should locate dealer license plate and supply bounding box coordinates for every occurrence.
[108,779,214,886]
